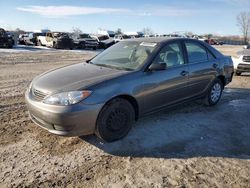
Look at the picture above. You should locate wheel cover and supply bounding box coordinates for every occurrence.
[211,83,222,103]
[106,109,128,132]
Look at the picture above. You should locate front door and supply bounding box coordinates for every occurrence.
[142,42,189,114]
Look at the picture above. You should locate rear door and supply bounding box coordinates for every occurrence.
[184,41,218,97]
[142,41,189,113]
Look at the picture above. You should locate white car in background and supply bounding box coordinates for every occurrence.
[114,34,132,43]
[233,45,250,76]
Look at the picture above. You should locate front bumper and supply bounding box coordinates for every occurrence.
[236,63,250,72]
[25,90,103,136]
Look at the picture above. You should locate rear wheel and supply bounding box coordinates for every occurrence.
[95,98,135,142]
[204,78,223,106]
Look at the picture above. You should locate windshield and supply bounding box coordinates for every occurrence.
[91,41,157,71]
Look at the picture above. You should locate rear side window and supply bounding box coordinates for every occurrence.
[185,42,208,63]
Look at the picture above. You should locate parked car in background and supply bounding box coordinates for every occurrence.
[114,34,132,43]
[72,33,99,50]
[192,35,206,41]
[37,32,74,49]
[0,28,13,48]
[18,34,26,45]
[233,47,250,76]
[205,39,224,45]
[243,45,250,49]
[97,30,115,38]
[91,35,115,49]
[25,38,234,142]
[23,32,46,46]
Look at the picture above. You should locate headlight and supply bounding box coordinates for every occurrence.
[43,90,92,106]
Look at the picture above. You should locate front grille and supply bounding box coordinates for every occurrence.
[31,88,47,101]
[243,56,250,62]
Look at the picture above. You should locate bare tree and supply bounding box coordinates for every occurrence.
[115,28,123,35]
[237,12,250,44]
[142,27,154,35]
[15,28,25,35]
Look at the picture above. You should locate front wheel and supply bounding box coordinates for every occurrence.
[95,98,135,142]
[204,78,223,106]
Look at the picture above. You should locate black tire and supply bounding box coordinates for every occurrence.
[95,98,135,142]
[235,71,241,76]
[93,47,96,50]
[204,78,223,106]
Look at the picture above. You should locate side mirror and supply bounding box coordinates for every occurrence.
[149,63,166,71]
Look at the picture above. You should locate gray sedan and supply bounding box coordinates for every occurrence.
[25,38,234,142]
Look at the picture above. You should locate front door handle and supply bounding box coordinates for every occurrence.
[180,70,188,76]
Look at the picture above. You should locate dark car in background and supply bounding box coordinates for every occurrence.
[72,33,99,50]
[0,28,14,48]
[25,38,234,142]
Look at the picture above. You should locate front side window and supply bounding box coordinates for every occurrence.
[91,41,157,71]
[152,42,185,68]
[185,42,208,63]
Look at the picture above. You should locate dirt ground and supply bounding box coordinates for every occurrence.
[0,45,249,188]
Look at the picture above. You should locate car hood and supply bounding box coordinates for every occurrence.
[32,63,127,95]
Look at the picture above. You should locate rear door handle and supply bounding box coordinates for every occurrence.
[180,70,188,76]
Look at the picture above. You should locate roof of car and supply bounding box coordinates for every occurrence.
[125,37,224,58]
[125,37,189,43]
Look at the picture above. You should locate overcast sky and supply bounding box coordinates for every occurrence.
[0,0,249,35]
